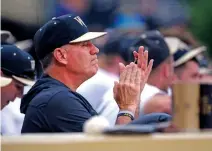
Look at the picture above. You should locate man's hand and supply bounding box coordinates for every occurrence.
[113,62,141,113]
[133,46,153,93]
[133,46,153,117]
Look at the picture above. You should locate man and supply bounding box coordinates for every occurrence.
[77,33,137,117]
[102,30,174,124]
[1,45,35,110]
[1,30,36,135]
[0,76,12,135]
[165,37,206,82]
[1,76,12,109]
[142,37,206,115]
[1,45,36,135]
[137,33,175,115]
[21,14,152,133]
[174,50,205,82]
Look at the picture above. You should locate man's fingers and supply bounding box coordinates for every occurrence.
[124,62,133,83]
[137,46,144,68]
[146,59,154,77]
[119,63,129,83]
[130,63,137,84]
[143,50,148,70]
[139,46,144,52]
[133,51,138,58]
[113,81,118,96]
[133,51,138,63]
[119,62,126,83]
[135,67,142,85]
[119,62,126,74]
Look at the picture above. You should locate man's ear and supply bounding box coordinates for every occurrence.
[172,74,179,83]
[161,63,169,79]
[53,48,68,65]
[164,64,168,78]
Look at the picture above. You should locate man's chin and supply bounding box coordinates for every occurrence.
[92,69,98,76]
[88,68,99,79]
[7,100,11,105]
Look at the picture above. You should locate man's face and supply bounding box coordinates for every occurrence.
[176,61,200,82]
[165,56,175,86]
[169,56,175,80]
[157,56,175,91]
[1,78,24,109]
[62,41,99,79]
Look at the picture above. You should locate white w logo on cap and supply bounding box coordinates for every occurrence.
[74,16,87,27]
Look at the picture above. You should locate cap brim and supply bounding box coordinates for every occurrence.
[15,39,33,50]
[0,30,12,36]
[1,77,12,87]
[165,37,189,55]
[69,32,107,43]
[12,75,35,86]
[174,46,206,67]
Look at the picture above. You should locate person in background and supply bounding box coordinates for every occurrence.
[139,0,200,47]
[0,76,12,135]
[142,37,206,115]
[1,76,12,109]
[1,45,36,135]
[0,30,38,135]
[86,0,120,31]
[112,13,146,35]
[167,37,206,82]
[55,0,89,21]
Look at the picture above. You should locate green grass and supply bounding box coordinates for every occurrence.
[188,0,212,58]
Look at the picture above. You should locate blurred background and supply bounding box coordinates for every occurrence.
[1,0,212,59]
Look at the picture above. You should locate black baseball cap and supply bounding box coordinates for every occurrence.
[130,30,170,69]
[34,14,107,60]
[1,45,36,86]
[101,33,138,63]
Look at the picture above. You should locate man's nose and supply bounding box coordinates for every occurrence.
[90,43,99,55]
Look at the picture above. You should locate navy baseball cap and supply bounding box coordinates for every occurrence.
[34,14,107,60]
[1,45,36,86]
[130,30,170,69]
[165,37,206,67]
[101,33,138,63]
